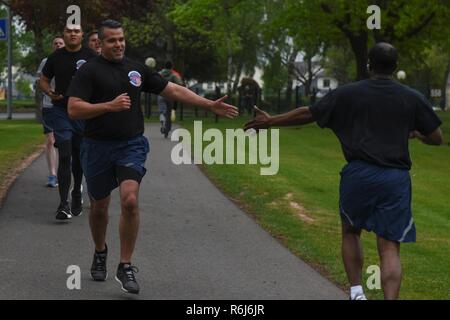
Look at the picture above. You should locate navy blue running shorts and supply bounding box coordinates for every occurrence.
[81,135,150,201]
[339,160,416,243]
[51,106,85,146]
[42,107,56,134]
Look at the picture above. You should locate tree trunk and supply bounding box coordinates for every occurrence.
[348,33,369,81]
[34,27,45,121]
[285,53,297,108]
[443,61,450,107]
[232,61,243,94]
[33,27,45,66]
[304,79,311,97]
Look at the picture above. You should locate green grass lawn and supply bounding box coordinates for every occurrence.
[178,110,450,300]
[0,120,45,186]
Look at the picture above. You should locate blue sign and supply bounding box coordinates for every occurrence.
[0,18,7,41]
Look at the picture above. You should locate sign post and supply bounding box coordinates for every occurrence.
[1,8,12,120]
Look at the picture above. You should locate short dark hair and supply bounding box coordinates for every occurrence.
[98,19,123,40]
[87,30,98,40]
[165,61,173,69]
[368,42,398,75]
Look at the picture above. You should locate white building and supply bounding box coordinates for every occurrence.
[293,61,339,98]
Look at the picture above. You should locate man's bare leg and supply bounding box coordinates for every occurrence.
[46,132,57,177]
[377,236,402,300]
[89,196,110,252]
[119,180,140,263]
[342,223,364,286]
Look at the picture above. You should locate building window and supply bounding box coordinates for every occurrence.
[323,79,331,88]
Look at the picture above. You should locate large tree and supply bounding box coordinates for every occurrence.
[319,0,449,80]
[170,0,263,94]
[2,0,154,67]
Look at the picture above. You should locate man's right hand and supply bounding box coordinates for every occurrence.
[48,90,64,101]
[108,93,131,112]
[244,106,272,132]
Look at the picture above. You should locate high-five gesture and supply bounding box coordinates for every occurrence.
[210,95,239,119]
[244,106,272,131]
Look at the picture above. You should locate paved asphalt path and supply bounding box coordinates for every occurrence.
[0,113,36,120]
[0,123,345,300]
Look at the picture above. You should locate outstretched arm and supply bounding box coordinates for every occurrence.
[159,82,238,119]
[244,106,315,131]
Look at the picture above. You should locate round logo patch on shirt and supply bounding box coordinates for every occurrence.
[76,59,87,70]
[128,71,142,87]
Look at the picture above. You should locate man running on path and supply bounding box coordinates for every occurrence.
[67,20,238,294]
[36,36,65,188]
[39,24,97,220]
[87,30,101,55]
[244,43,443,300]
[157,61,183,138]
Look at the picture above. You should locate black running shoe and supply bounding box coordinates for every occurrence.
[91,245,108,281]
[55,203,72,220]
[71,193,83,217]
[115,263,140,294]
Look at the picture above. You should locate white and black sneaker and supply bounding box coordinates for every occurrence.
[91,245,108,281]
[115,263,140,294]
[350,292,368,300]
[71,193,83,217]
[55,203,72,220]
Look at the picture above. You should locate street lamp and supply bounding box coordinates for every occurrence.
[397,70,406,81]
[145,57,156,69]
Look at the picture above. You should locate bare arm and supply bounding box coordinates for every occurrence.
[411,128,444,146]
[68,94,131,120]
[159,82,238,119]
[244,106,315,131]
[39,74,63,101]
[268,107,314,127]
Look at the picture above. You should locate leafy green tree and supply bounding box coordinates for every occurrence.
[170,0,263,94]
[16,77,32,98]
[324,45,357,85]
[314,0,450,80]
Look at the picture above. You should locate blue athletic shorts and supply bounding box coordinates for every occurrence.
[339,160,416,243]
[81,135,150,201]
[51,106,85,145]
[42,107,56,134]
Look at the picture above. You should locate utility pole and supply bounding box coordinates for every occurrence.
[6,4,13,119]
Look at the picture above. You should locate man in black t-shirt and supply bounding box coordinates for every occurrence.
[245,43,444,300]
[40,24,97,220]
[67,20,238,295]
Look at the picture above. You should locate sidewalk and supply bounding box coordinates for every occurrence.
[0,123,346,300]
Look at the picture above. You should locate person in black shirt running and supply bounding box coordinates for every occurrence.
[40,24,97,220]
[67,20,238,294]
[244,43,443,300]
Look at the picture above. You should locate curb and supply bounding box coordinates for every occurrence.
[0,146,45,209]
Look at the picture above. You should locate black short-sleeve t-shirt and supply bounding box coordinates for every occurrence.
[42,47,97,108]
[309,79,442,170]
[67,55,168,140]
